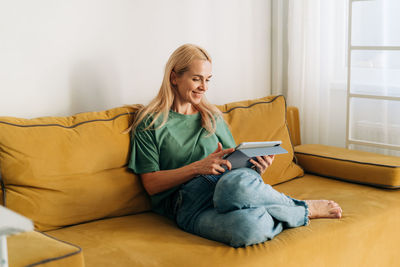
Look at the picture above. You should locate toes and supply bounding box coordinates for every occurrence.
[328,200,339,207]
[329,207,342,218]
[332,212,341,219]
[328,201,341,211]
[331,202,342,212]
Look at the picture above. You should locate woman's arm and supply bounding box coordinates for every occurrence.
[140,165,197,196]
[141,143,234,195]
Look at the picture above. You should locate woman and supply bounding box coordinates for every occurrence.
[129,44,342,248]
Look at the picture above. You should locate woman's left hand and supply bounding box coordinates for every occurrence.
[249,155,275,175]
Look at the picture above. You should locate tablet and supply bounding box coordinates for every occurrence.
[223,141,288,169]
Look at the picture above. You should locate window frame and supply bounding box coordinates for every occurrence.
[346,0,400,152]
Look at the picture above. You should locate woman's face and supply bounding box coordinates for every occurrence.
[172,59,212,106]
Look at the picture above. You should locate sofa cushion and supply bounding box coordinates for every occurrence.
[0,107,151,231]
[217,95,304,185]
[46,174,400,267]
[8,231,84,267]
[295,144,400,188]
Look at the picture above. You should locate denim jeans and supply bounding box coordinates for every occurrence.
[170,168,309,248]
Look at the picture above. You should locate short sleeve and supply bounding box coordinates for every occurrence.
[128,120,160,174]
[216,117,236,149]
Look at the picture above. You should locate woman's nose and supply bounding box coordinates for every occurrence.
[199,80,207,91]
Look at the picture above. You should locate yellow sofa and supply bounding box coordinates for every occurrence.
[1,95,400,267]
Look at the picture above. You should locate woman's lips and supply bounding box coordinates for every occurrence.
[192,91,203,97]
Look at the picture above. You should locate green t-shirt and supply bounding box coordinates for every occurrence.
[128,110,236,215]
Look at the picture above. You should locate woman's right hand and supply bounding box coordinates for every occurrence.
[192,142,235,175]
[141,142,234,195]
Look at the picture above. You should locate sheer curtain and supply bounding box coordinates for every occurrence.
[279,0,400,156]
[282,0,348,146]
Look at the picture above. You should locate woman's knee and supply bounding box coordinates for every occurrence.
[214,168,263,212]
[216,168,262,194]
[220,168,260,184]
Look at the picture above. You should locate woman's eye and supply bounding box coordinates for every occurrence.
[193,78,200,82]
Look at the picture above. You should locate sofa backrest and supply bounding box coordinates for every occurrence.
[0,106,151,231]
[0,95,302,231]
[217,95,303,186]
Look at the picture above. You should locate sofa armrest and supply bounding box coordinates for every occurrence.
[0,169,4,206]
[286,106,301,146]
[294,144,400,188]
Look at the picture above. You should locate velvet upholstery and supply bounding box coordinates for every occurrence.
[7,231,84,267]
[217,95,304,185]
[2,96,400,267]
[295,144,400,188]
[0,95,302,232]
[46,174,400,267]
[0,107,151,231]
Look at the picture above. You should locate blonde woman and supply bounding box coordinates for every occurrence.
[129,44,342,247]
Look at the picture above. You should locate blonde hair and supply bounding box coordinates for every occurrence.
[128,44,222,134]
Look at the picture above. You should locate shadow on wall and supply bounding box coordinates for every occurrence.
[69,60,122,114]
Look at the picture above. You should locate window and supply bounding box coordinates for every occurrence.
[346,0,400,156]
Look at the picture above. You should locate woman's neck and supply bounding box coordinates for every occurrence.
[172,101,198,115]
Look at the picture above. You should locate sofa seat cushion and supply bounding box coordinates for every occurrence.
[295,144,400,188]
[46,174,400,267]
[217,95,304,185]
[0,107,151,231]
[7,231,84,267]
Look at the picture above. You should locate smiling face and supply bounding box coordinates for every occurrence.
[171,59,212,114]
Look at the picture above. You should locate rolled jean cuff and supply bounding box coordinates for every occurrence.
[291,198,310,226]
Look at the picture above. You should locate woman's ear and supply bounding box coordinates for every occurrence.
[170,71,177,86]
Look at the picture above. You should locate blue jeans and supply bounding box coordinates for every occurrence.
[171,168,309,248]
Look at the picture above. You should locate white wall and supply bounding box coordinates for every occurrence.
[0,0,271,118]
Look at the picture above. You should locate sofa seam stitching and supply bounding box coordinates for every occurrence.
[222,95,281,114]
[295,151,400,168]
[0,112,134,129]
[304,171,400,189]
[24,231,83,267]
[221,95,303,173]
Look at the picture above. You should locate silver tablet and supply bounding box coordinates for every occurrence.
[235,141,282,150]
[224,141,287,169]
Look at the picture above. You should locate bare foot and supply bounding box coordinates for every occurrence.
[305,200,342,219]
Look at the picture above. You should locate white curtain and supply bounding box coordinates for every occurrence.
[285,0,348,146]
[271,0,288,96]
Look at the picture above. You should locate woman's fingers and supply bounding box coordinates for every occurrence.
[215,159,231,171]
[267,155,275,164]
[262,155,274,166]
[212,142,223,154]
[217,147,234,157]
[213,159,231,173]
[250,158,263,173]
[202,145,235,175]
[250,155,275,175]
[205,151,275,175]
[213,163,226,174]
[223,159,232,170]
